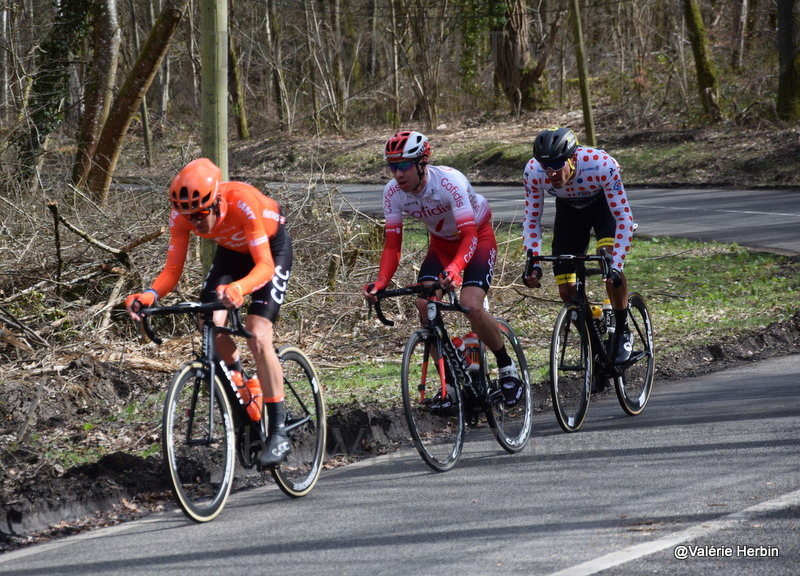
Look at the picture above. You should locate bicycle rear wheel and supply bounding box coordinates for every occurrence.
[550,305,592,432]
[271,346,327,498]
[162,361,235,523]
[614,293,655,416]
[482,318,533,453]
[401,329,465,472]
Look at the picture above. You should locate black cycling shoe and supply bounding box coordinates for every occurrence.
[499,364,523,407]
[259,431,292,468]
[426,392,455,416]
[612,326,634,364]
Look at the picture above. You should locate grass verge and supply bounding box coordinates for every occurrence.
[317,226,800,409]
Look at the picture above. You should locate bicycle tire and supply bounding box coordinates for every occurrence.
[550,305,592,432]
[271,346,327,498]
[162,361,236,523]
[401,329,465,472]
[482,318,533,453]
[614,293,655,416]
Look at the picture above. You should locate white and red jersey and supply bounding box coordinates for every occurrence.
[376,165,491,288]
[383,165,491,239]
[522,146,635,271]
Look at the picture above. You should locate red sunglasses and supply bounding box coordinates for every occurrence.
[186,209,212,221]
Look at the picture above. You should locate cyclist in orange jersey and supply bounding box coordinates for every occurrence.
[125,158,292,467]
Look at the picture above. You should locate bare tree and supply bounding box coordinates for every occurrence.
[13,0,91,190]
[72,0,120,188]
[777,0,800,121]
[85,0,190,204]
[492,0,562,116]
[229,0,249,140]
[682,0,722,122]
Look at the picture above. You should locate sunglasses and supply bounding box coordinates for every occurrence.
[541,159,567,171]
[186,209,212,221]
[388,160,416,173]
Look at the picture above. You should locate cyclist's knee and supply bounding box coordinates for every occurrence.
[557,282,574,303]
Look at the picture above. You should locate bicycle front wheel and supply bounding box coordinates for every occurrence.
[271,346,327,498]
[401,329,465,472]
[614,293,655,416]
[550,305,592,432]
[162,361,235,523]
[483,318,533,453]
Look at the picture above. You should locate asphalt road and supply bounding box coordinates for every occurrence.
[2,185,797,574]
[1,354,798,575]
[333,185,800,254]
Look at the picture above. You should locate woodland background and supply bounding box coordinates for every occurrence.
[1,0,800,548]
[0,0,798,202]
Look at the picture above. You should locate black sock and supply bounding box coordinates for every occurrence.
[492,345,512,369]
[228,359,243,373]
[615,308,628,330]
[266,401,286,435]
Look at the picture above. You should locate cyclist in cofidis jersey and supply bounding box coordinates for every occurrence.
[125,158,292,468]
[363,130,524,408]
[520,127,636,365]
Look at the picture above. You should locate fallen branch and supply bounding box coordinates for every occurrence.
[0,304,50,348]
[47,201,132,267]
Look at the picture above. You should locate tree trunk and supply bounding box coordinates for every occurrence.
[199,0,227,272]
[492,0,561,115]
[682,0,722,122]
[85,0,189,204]
[72,0,120,188]
[304,3,321,134]
[228,0,249,140]
[129,0,152,169]
[14,0,91,190]
[265,0,288,131]
[776,0,800,121]
[570,0,595,146]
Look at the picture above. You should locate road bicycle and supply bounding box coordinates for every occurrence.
[527,250,655,432]
[138,301,326,522]
[371,282,533,472]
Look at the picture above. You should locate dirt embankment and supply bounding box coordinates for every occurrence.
[2,120,799,551]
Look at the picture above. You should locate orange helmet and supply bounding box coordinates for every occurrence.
[169,158,221,215]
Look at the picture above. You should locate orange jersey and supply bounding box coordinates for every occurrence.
[150,182,284,298]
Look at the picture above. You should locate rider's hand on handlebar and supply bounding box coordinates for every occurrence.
[125,291,156,321]
[363,281,386,305]
[438,266,462,291]
[216,283,244,309]
[522,267,542,289]
[607,269,623,289]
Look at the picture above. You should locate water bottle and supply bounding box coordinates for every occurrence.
[244,377,263,421]
[463,332,480,371]
[231,370,263,421]
[602,299,615,335]
[591,304,606,334]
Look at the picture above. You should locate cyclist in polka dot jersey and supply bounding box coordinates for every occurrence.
[520,127,636,365]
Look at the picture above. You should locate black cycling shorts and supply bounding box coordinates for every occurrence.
[200,226,292,323]
[551,196,615,278]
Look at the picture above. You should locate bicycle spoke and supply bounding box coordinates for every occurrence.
[614,293,655,416]
[162,362,235,523]
[401,330,464,472]
[271,347,326,497]
[550,307,591,432]
[483,318,533,453]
